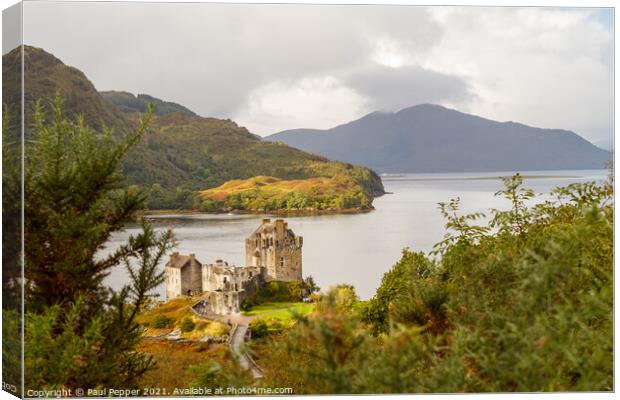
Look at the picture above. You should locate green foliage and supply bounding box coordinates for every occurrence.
[101,91,197,117]
[432,197,490,255]
[2,104,22,312]
[362,249,435,335]
[240,299,254,312]
[263,174,613,393]
[250,319,269,339]
[9,93,177,391]
[324,284,359,310]
[153,315,174,329]
[301,275,320,297]
[490,173,535,236]
[262,295,371,393]
[179,317,196,333]
[2,105,24,394]
[2,310,22,396]
[25,298,105,388]
[254,281,303,303]
[25,93,153,308]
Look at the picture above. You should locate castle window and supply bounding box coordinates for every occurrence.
[280,257,285,268]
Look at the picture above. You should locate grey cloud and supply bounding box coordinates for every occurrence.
[22,2,441,118]
[345,64,473,112]
[2,3,21,55]
[17,2,612,146]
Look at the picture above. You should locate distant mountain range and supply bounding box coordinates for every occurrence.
[267,104,611,173]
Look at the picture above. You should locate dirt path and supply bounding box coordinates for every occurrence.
[229,323,264,379]
[191,301,268,379]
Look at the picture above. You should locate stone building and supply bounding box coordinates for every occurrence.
[165,253,202,299]
[245,218,303,281]
[164,218,303,315]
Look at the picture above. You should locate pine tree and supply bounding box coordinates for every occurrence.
[5,92,177,390]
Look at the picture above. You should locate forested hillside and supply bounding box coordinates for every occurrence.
[100,91,198,117]
[2,46,384,210]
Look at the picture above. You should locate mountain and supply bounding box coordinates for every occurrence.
[2,45,130,132]
[100,91,197,117]
[266,104,611,173]
[2,46,384,210]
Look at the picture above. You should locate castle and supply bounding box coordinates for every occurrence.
[165,218,303,315]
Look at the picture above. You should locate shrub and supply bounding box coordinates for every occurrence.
[266,175,613,393]
[251,319,269,338]
[256,281,303,302]
[153,315,174,329]
[241,299,254,312]
[179,317,196,333]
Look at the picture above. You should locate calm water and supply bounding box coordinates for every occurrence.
[101,170,608,300]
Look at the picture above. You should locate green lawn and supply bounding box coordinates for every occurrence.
[242,302,314,320]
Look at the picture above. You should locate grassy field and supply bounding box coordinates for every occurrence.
[242,302,315,320]
[137,297,228,338]
[137,340,228,392]
[201,175,355,200]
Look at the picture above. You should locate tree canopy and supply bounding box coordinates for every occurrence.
[3,93,177,391]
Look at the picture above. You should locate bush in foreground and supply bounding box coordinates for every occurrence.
[260,174,613,393]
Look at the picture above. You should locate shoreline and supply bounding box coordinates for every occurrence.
[381,174,582,182]
[140,206,375,217]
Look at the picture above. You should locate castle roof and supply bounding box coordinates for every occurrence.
[251,218,297,237]
[253,224,274,234]
[168,254,201,269]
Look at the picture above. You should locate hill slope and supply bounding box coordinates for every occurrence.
[2,45,130,132]
[267,104,611,173]
[3,46,384,210]
[129,112,384,209]
[100,91,197,117]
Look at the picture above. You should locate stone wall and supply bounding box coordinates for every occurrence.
[202,261,263,291]
[198,261,264,315]
[202,273,263,315]
[165,267,182,299]
[204,290,243,314]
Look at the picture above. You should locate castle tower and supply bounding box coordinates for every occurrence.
[245,218,303,282]
[165,252,202,299]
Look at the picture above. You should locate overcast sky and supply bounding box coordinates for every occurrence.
[18,2,614,148]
